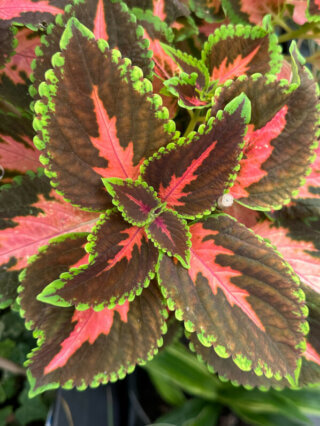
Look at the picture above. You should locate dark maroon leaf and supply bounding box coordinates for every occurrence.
[201,24,282,83]
[141,93,250,218]
[0,170,97,310]
[211,48,320,210]
[37,211,159,310]
[32,0,153,98]
[146,209,191,268]
[158,214,307,379]
[103,178,161,226]
[34,18,175,211]
[18,233,167,396]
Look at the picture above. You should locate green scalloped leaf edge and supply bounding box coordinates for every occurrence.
[186,332,294,391]
[160,42,210,88]
[16,232,168,397]
[32,16,179,213]
[156,212,308,382]
[145,209,191,269]
[29,0,155,97]
[211,43,319,213]
[16,240,168,397]
[201,23,283,78]
[37,209,160,311]
[140,92,251,220]
[164,72,210,110]
[131,7,174,44]
[220,0,250,24]
[306,0,320,22]
[102,177,161,227]
[0,25,19,71]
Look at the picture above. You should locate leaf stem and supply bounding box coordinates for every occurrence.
[278,23,320,43]
[0,357,26,375]
[184,109,201,137]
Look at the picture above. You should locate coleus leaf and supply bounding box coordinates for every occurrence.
[0,0,68,29]
[18,233,167,396]
[38,211,159,310]
[102,178,161,226]
[187,332,291,389]
[252,220,320,294]
[211,47,320,211]
[146,209,191,268]
[164,72,209,109]
[31,0,154,96]
[186,238,320,388]
[307,0,320,21]
[124,0,189,25]
[0,90,36,178]
[161,43,209,90]
[0,169,97,308]
[0,26,15,69]
[189,0,222,22]
[201,24,282,84]
[103,178,191,267]
[1,28,39,85]
[220,0,286,25]
[157,214,308,380]
[0,134,40,182]
[141,93,251,219]
[297,145,320,201]
[299,285,320,386]
[186,258,320,389]
[34,17,175,211]
[131,7,178,80]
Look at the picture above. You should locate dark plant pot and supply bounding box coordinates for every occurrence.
[48,368,167,426]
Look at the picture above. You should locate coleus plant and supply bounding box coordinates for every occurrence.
[0,0,320,398]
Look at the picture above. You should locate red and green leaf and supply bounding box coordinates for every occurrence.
[34,17,175,211]
[187,332,292,389]
[125,0,189,25]
[299,286,320,386]
[307,0,320,21]
[0,26,15,69]
[161,43,209,90]
[31,0,155,100]
[252,220,320,294]
[38,211,159,310]
[0,0,68,28]
[157,214,307,380]
[211,50,320,211]
[297,145,320,200]
[102,178,161,226]
[0,133,40,182]
[201,24,282,84]
[1,28,39,85]
[188,286,320,389]
[132,9,180,116]
[189,0,222,22]
[141,93,250,219]
[164,72,209,109]
[18,233,167,396]
[220,0,286,25]
[146,209,191,268]
[0,169,97,308]
[131,8,178,80]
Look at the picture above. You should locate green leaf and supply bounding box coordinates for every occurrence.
[15,384,48,425]
[148,369,186,406]
[155,398,221,426]
[145,343,220,401]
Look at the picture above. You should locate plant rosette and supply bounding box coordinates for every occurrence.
[0,0,319,398]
